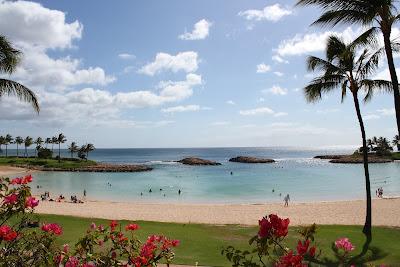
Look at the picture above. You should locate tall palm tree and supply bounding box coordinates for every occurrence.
[0,35,39,112]
[15,136,23,157]
[57,133,67,162]
[4,134,13,157]
[68,142,79,158]
[296,0,400,140]
[45,137,51,149]
[34,137,43,157]
[24,136,33,158]
[51,136,57,153]
[0,136,5,153]
[393,134,400,151]
[84,143,95,160]
[304,36,393,237]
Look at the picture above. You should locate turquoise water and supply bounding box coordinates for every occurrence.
[24,147,400,204]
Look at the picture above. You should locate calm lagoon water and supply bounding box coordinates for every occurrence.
[23,147,400,204]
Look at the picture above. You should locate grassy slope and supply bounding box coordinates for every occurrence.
[31,214,400,266]
[0,157,96,169]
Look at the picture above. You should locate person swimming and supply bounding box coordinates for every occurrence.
[149,189,152,193]
[178,189,181,195]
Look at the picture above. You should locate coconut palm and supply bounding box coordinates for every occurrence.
[51,136,58,153]
[4,134,13,157]
[68,142,79,158]
[304,36,393,237]
[0,35,39,112]
[24,136,33,158]
[296,0,400,139]
[45,137,51,149]
[84,143,95,160]
[34,137,43,157]
[393,135,400,151]
[57,133,67,162]
[0,136,5,153]
[15,136,23,157]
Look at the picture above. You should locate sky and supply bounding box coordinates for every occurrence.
[0,0,398,148]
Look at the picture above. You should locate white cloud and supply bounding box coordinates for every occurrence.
[239,4,292,22]
[364,114,380,121]
[273,71,284,77]
[0,1,115,91]
[0,0,82,49]
[179,19,212,40]
[377,108,395,116]
[258,97,265,103]
[262,85,288,95]
[238,108,288,117]
[272,55,289,64]
[118,53,136,60]
[211,121,231,126]
[275,27,360,57]
[161,105,210,113]
[226,100,236,105]
[256,63,271,73]
[138,51,199,76]
[317,108,340,114]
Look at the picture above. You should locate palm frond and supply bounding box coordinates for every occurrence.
[312,10,371,27]
[0,35,21,74]
[350,27,379,49]
[0,79,40,113]
[357,48,382,79]
[304,75,345,103]
[361,79,394,102]
[326,36,347,61]
[306,56,342,74]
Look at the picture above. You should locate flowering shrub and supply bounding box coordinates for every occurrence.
[332,237,355,265]
[0,175,179,266]
[222,214,318,267]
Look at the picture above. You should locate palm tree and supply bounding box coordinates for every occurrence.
[45,138,51,149]
[0,136,5,154]
[4,134,13,157]
[296,0,400,140]
[34,137,43,157]
[68,142,79,158]
[57,133,67,162]
[393,135,400,151]
[15,136,23,157]
[51,136,57,153]
[0,35,39,112]
[84,143,95,160]
[304,36,393,237]
[24,136,33,158]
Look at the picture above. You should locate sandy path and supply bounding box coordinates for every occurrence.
[0,165,31,176]
[36,198,400,226]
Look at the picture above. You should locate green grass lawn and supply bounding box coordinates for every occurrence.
[392,152,400,160]
[0,156,96,169]
[27,214,400,266]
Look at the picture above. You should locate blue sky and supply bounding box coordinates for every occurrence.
[0,0,398,148]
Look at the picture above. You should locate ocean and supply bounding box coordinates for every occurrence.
[9,147,399,204]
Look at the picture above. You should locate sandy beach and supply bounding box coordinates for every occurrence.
[36,198,400,226]
[0,165,32,176]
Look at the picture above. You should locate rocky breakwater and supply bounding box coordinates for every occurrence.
[314,155,393,163]
[177,157,221,166]
[229,156,275,163]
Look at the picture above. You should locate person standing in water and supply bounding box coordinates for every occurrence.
[83,189,86,197]
[284,194,290,207]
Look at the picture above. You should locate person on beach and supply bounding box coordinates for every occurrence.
[284,194,290,207]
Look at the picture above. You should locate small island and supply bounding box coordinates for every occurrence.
[229,156,275,163]
[314,153,399,164]
[177,157,221,166]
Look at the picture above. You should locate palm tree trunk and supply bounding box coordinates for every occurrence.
[5,145,7,157]
[16,144,19,157]
[353,93,372,237]
[58,143,61,163]
[383,31,400,137]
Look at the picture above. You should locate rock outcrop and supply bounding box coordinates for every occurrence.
[229,156,275,163]
[177,157,221,166]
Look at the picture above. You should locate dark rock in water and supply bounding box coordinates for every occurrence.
[177,157,221,166]
[229,156,275,163]
[329,156,393,164]
[314,155,346,160]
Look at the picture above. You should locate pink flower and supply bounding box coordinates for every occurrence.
[296,240,310,256]
[4,193,18,205]
[258,214,290,239]
[10,177,22,185]
[125,223,139,231]
[0,225,18,241]
[90,222,96,230]
[22,174,33,184]
[110,220,118,231]
[63,244,69,253]
[65,256,79,267]
[41,223,63,235]
[335,237,355,252]
[25,196,39,208]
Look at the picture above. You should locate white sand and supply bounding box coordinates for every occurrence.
[0,165,32,176]
[36,198,400,226]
